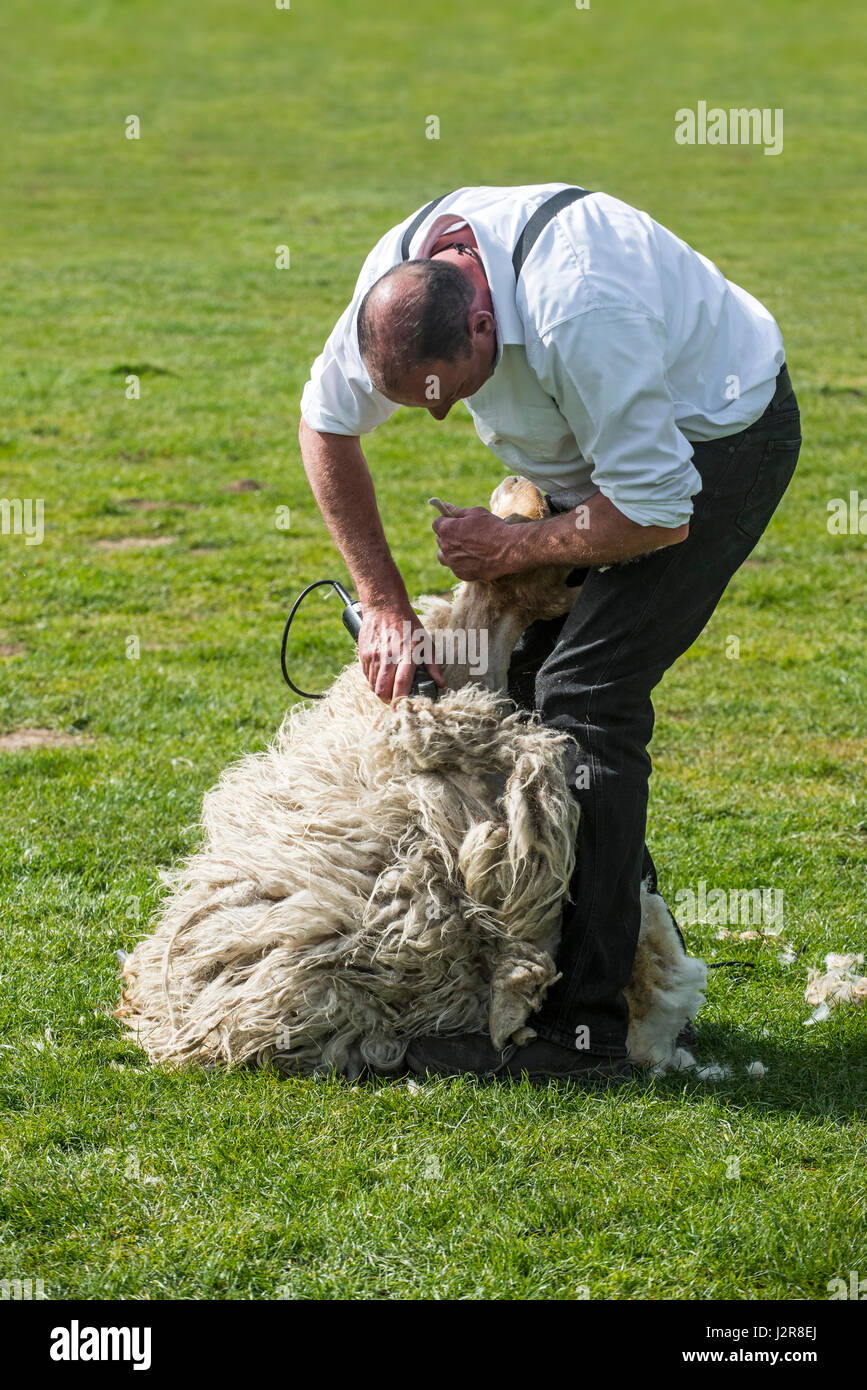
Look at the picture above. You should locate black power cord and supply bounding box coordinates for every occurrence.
[280,579,438,702]
[280,579,358,700]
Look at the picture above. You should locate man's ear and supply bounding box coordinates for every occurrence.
[469,309,496,341]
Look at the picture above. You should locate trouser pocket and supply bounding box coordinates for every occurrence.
[736,434,801,540]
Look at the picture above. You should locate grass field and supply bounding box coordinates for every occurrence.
[1,0,865,1300]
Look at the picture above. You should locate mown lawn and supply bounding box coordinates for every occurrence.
[0,0,864,1300]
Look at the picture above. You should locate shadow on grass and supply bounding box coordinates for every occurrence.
[650,1020,867,1123]
[99,1011,867,1126]
[318,1025,867,1124]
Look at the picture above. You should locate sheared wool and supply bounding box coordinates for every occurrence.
[745,1061,767,1078]
[116,476,706,1076]
[805,952,867,1012]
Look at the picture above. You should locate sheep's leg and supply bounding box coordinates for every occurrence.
[625,884,707,1067]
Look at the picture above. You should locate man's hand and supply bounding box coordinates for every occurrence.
[358,600,444,704]
[431,505,521,581]
[432,491,689,578]
[298,422,446,702]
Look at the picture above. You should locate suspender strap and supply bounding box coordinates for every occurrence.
[400,185,592,274]
[400,191,457,260]
[512,186,593,280]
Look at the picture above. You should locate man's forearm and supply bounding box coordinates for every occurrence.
[298,419,408,607]
[513,491,689,570]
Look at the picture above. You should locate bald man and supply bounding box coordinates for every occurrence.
[299,184,800,1082]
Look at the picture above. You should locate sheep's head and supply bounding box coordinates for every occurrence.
[488,474,551,522]
[486,476,580,622]
[423,476,578,695]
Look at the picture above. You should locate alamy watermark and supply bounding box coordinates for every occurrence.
[50,1322,152,1370]
[675,102,783,156]
[1,1276,46,1299]
[379,622,488,678]
[1,497,44,546]
[674,879,784,931]
[827,490,866,534]
[828,1270,866,1299]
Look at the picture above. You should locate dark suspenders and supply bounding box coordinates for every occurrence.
[399,191,456,260]
[511,186,592,279]
[399,186,593,275]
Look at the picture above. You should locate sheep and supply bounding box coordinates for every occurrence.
[116,476,706,1077]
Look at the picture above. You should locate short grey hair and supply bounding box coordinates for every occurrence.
[357,260,474,394]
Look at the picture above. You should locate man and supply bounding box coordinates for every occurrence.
[298,183,801,1082]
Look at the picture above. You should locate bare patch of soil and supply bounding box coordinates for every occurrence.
[121,498,199,512]
[95,536,178,551]
[0,728,84,751]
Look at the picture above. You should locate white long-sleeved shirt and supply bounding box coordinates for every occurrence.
[300,184,785,527]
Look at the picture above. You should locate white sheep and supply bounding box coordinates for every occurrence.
[116,477,706,1076]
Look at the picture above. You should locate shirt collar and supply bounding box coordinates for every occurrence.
[412,208,524,368]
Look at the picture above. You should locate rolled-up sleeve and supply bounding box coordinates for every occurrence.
[530,310,702,528]
[300,301,399,437]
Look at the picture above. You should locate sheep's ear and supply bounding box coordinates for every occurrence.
[428,497,460,518]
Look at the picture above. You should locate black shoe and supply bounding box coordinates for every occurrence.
[405,1033,633,1083]
[502,1038,633,1083]
[404,1034,509,1079]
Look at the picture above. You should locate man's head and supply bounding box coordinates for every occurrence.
[356,255,497,419]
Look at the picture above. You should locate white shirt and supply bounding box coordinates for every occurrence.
[300,184,785,528]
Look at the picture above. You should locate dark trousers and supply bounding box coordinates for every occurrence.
[507,368,801,1055]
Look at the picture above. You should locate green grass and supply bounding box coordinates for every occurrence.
[1,0,865,1300]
